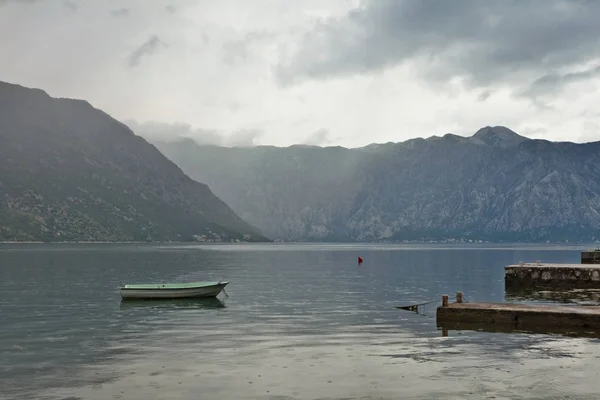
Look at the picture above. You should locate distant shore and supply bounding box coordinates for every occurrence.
[0,240,235,244]
[1,240,598,246]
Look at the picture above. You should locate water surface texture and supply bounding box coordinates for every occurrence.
[2,243,600,399]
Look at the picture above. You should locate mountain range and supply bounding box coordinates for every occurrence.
[152,127,600,243]
[3,79,600,244]
[0,81,267,242]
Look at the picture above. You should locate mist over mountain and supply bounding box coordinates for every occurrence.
[0,81,267,242]
[151,127,600,243]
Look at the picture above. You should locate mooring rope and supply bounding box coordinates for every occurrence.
[395,292,475,313]
[462,294,474,303]
[395,299,440,312]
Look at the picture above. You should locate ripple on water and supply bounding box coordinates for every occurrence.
[2,244,600,399]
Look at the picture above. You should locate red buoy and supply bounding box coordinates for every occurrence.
[358,256,363,264]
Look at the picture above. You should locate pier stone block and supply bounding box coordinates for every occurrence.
[505,263,600,289]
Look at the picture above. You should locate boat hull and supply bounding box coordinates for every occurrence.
[120,282,228,300]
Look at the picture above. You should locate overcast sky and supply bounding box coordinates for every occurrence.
[2,0,600,147]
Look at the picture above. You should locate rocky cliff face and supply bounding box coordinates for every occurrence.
[0,81,267,242]
[152,127,600,242]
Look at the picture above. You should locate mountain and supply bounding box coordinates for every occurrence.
[151,126,600,242]
[0,81,267,242]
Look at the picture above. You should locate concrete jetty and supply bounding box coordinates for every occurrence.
[504,261,600,289]
[436,293,600,336]
[438,320,600,338]
[582,250,600,264]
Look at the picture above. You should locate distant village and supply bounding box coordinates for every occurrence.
[192,231,253,243]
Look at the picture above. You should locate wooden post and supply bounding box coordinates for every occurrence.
[456,291,463,303]
[442,295,449,307]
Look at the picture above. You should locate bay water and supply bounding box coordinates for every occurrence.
[1,243,600,399]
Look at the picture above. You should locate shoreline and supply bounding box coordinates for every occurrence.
[1,240,598,247]
[0,240,250,244]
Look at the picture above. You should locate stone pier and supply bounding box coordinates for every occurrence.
[504,262,600,289]
[582,250,600,264]
[436,293,600,337]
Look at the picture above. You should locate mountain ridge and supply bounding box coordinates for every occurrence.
[0,80,268,242]
[156,124,600,152]
[151,128,600,243]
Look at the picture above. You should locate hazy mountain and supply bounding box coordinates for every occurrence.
[0,81,267,242]
[151,127,600,242]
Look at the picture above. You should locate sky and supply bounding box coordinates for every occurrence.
[2,0,600,147]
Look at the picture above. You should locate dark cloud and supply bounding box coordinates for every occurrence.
[477,90,492,102]
[521,64,600,99]
[128,35,167,67]
[275,0,600,96]
[165,4,176,14]
[63,0,78,11]
[110,8,129,17]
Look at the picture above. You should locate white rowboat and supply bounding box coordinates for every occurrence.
[119,281,228,300]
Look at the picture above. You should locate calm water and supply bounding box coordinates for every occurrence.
[2,243,600,399]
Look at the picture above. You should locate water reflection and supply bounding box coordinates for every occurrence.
[119,297,226,310]
[505,287,600,305]
[438,321,600,339]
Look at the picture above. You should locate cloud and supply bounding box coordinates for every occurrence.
[2,0,600,147]
[110,8,129,18]
[477,91,492,102]
[303,128,332,146]
[128,35,167,67]
[228,129,263,146]
[521,64,600,99]
[63,0,78,11]
[126,120,223,145]
[222,39,248,66]
[0,0,40,5]
[580,120,600,142]
[275,0,600,95]
[222,30,275,66]
[520,126,548,139]
[126,120,263,147]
